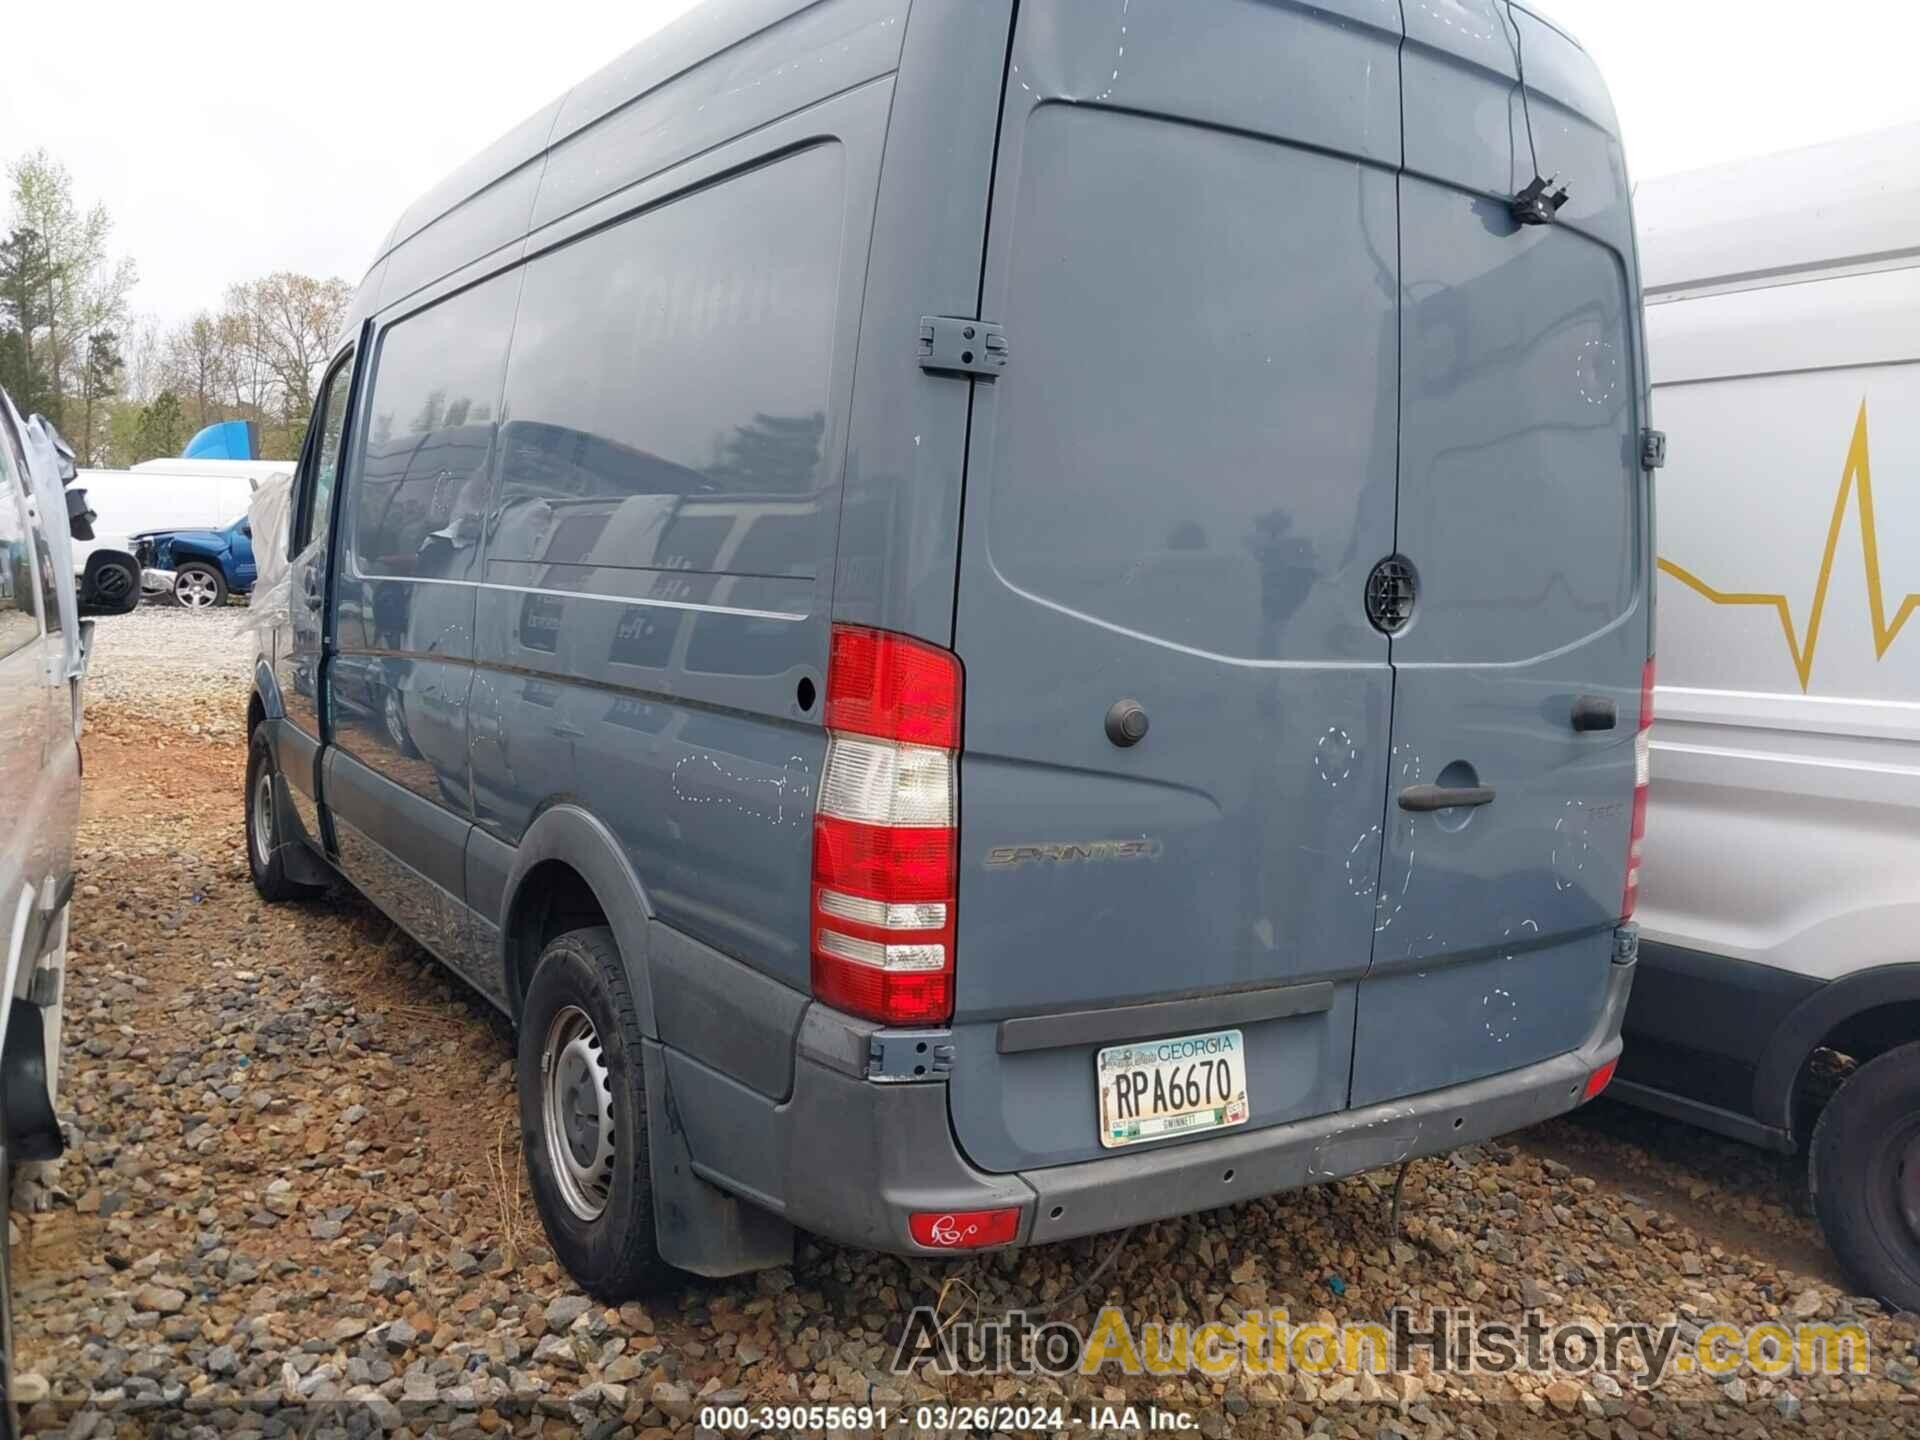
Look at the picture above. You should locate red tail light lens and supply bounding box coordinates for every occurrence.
[1622,657,1654,920]
[811,624,961,1025]
[909,1207,1022,1249]
[826,624,962,749]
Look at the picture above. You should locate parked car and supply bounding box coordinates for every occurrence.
[70,464,266,614]
[246,0,1653,1298]
[0,387,86,1434]
[1622,124,1920,1310]
[132,516,256,609]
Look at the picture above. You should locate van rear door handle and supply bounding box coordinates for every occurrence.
[1398,784,1496,812]
[1571,695,1617,732]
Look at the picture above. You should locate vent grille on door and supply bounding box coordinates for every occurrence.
[1365,556,1417,635]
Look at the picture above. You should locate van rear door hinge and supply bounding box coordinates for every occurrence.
[917,316,1007,378]
[1640,429,1668,470]
[867,1031,954,1082]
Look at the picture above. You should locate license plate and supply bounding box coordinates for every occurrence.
[1097,1028,1249,1149]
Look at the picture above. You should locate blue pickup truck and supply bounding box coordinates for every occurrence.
[131,516,256,609]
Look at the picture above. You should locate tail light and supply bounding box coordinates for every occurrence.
[1622,657,1654,919]
[811,624,961,1025]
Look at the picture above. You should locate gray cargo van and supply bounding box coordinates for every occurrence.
[246,0,1655,1296]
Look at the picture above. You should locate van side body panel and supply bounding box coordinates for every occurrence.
[1625,127,1920,1141]
[320,0,933,1100]
[464,93,883,998]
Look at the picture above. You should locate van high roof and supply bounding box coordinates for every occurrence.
[1637,123,1920,301]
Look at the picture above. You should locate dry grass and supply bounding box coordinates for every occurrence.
[488,1114,533,1269]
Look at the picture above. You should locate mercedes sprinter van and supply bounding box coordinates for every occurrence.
[244,0,1652,1296]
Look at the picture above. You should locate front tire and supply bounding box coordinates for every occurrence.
[518,926,675,1299]
[1810,1041,1920,1312]
[245,729,326,902]
[173,563,228,610]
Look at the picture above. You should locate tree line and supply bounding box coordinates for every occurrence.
[0,149,351,468]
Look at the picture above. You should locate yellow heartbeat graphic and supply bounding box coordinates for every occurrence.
[1657,402,1920,693]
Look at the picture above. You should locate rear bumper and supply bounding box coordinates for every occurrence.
[765,943,1636,1256]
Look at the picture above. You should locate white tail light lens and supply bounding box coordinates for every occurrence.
[818,737,953,828]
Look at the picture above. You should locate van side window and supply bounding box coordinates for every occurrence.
[350,273,518,579]
[488,144,845,569]
[295,357,356,554]
[0,436,40,657]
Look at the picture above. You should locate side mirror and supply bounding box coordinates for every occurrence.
[66,486,96,542]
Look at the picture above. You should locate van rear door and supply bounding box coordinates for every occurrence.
[1350,3,1650,1106]
[948,0,1405,1173]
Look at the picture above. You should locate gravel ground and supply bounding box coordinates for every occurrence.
[10,612,1920,1436]
[80,604,257,742]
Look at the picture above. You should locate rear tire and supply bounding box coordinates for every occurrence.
[518,926,677,1299]
[1810,1041,1920,1312]
[245,729,326,903]
[1,1142,17,1439]
[173,562,228,610]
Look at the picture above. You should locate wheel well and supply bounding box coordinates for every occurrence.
[505,860,609,1010]
[1791,998,1920,1143]
[1818,1000,1920,1069]
[247,694,266,737]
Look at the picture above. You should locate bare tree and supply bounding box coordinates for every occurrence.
[164,311,230,432]
[217,285,277,421]
[119,315,166,406]
[235,272,352,431]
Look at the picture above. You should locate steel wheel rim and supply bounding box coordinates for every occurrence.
[177,570,219,608]
[1895,1122,1920,1247]
[252,769,274,868]
[542,1005,616,1221]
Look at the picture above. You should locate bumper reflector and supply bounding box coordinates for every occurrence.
[909,1207,1022,1250]
[1583,1058,1618,1101]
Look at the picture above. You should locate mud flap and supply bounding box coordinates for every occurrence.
[642,1040,792,1276]
[271,773,334,887]
[2,1002,63,1164]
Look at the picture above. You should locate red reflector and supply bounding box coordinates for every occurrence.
[909,1207,1022,1250]
[828,625,962,749]
[812,956,952,1027]
[1583,1058,1618,1101]
[1638,656,1657,732]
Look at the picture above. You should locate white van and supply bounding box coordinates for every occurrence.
[1623,124,1920,1309]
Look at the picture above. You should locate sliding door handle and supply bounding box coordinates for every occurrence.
[1399,784,1496,812]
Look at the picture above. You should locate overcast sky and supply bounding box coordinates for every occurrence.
[4,0,1917,333]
